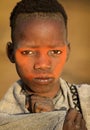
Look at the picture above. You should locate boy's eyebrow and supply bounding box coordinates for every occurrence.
[18,42,66,48]
[19,44,65,49]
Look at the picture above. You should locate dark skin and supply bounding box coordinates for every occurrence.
[7,15,87,130]
[25,94,54,113]
[26,95,87,130]
[63,109,87,130]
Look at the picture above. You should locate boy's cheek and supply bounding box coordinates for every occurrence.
[53,54,67,78]
[53,62,65,78]
[15,50,29,65]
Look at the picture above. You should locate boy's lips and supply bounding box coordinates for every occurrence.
[32,77,55,85]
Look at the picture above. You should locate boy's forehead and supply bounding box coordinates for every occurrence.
[14,13,66,38]
[13,13,67,48]
[16,40,66,49]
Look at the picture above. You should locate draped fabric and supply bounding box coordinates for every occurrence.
[0,79,90,130]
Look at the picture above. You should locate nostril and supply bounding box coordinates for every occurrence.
[34,63,51,70]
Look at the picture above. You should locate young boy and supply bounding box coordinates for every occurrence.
[0,0,89,130]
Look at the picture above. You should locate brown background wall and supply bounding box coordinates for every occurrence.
[0,0,90,99]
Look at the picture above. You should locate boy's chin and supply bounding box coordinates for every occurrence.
[24,80,55,94]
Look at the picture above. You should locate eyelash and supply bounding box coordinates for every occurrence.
[21,50,62,56]
[21,50,35,55]
[49,50,62,55]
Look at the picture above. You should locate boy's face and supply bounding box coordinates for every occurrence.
[11,16,69,95]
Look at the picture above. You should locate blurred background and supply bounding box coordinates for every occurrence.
[0,0,90,99]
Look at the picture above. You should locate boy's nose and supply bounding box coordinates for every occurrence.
[34,55,51,71]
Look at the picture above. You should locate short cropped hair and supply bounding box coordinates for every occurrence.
[10,0,68,41]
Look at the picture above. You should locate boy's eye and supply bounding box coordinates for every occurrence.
[21,50,35,55]
[49,50,62,56]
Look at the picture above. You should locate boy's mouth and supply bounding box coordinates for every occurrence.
[33,77,54,85]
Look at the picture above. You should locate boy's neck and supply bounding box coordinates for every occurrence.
[23,82,60,99]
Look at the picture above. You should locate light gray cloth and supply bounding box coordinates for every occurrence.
[0,111,66,130]
[0,78,90,130]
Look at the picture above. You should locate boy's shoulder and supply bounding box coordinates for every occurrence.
[60,78,90,90]
[0,80,27,114]
[2,80,23,100]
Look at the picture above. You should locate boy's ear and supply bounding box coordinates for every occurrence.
[66,43,70,61]
[6,42,15,63]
